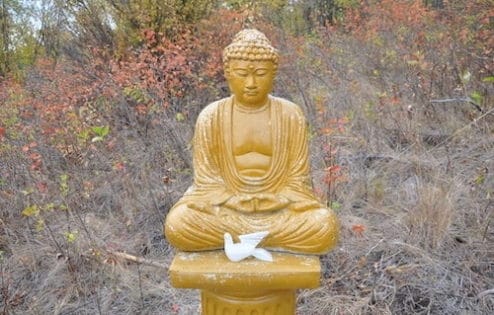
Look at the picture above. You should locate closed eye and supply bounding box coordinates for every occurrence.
[255,69,268,76]
[233,69,248,77]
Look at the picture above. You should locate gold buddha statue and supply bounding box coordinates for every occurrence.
[164,29,339,254]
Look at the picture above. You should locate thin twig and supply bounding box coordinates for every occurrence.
[477,288,494,299]
[430,98,470,103]
[109,250,168,269]
[429,97,482,112]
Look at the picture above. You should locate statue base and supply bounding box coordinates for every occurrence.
[169,251,321,315]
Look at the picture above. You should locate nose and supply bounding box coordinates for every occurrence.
[245,75,256,89]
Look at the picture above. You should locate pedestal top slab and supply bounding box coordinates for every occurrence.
[169,251,321,292]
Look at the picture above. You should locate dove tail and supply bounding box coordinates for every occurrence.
[252,248,273,262]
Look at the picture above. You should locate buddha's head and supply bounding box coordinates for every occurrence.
[223,29,279,107]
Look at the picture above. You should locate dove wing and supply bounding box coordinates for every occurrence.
[252,248,273,262]
[238,231,269,247]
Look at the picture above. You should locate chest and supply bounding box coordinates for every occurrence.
[232,109,272,155]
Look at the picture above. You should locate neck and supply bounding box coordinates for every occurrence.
[233,97,269,113]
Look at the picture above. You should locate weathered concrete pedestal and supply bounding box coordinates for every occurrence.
[169,251,321,315]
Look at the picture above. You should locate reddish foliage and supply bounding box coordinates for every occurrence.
[109,9,246,114]
[340,0,493,73]
[323,165,346,185]
[36,182,48,194]
[113,161,126,172]
[18,57,115,151]
[0,9,250,177]
[351,224,366,237]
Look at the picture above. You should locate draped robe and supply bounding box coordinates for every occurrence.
[164,95,339,254]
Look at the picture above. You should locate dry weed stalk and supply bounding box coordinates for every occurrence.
[406,185,453,249]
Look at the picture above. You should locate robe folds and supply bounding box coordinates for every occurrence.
[164,95,339,254]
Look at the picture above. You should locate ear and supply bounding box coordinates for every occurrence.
[224,63,231,79]
[272,65,278,77]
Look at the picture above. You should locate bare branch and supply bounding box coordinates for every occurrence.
[109,250,168,269]
[430,97,482,112]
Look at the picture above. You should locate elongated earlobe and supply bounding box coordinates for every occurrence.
[224,63,231,79]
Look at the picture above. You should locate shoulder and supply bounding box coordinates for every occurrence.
[196,97,230,124]
[270,95,307,127]
[270,95,305,118]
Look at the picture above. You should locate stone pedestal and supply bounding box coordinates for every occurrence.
[169,251,321,315]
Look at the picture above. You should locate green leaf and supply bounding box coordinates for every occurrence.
[35,218,45,232]
[64,231,78,243]
[470,91,483,105]
[482,76,494,83]
[330,201,342,210]
[91,126,109,137]
[22,205,39,217]
[474,174,485,185]
[60,174,69,182]
[43,203,55,211]
[60,174,69,197]
[175,112,185,122]
[124,86,147,103]
[78,129,90,142]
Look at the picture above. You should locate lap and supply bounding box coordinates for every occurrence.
[165,201,337,253]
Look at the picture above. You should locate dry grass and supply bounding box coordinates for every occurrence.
[1,28,493,315]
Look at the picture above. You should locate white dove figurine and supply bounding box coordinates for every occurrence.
[223,231,273,262]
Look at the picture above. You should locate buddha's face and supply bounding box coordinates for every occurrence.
[225,59,275,107]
